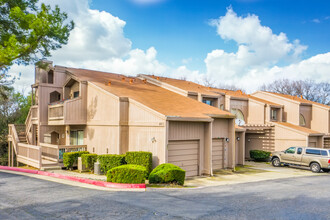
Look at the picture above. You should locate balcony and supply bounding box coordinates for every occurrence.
[48,98,86,125]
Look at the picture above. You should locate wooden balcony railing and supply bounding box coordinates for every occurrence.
[31,105,38,120]
[48,98,86,124]
[48,104,64,120]
[40,143,87,163]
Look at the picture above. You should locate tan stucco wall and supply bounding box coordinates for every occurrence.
[274,124,307,151]
[311,105,330,133]
[86,84,121,154]
[127,100,166,168]
[248,100,265,124]
[253,92,300,125]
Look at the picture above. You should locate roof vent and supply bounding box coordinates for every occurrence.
[122,77,125,82]
[143,79,147,84]
[108,81,111,86]
[156,77,159,80]
[300,95,303,99]
[129,79,134,84]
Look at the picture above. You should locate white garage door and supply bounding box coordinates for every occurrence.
[212,138,226,170]
[168,140,199,177]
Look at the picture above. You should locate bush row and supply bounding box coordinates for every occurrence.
[250,150,271,162]
[63,151,186,185]
[63,151,152,174]
[63,151,89,169]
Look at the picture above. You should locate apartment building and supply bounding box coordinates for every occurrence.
[139,75,329,156]
[8,62,245,177]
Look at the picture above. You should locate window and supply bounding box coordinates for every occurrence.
[297,148,302,155]
[271,109,278,121]
[70,130,84,145]
[49,91,61,103]
[73,91,79,98]
[285,147,296,154]
[306,149,321,155]
[321,151,328,156]
[48,70,54,84]
[299,114,306,126]
[231,108,245,125]
[203,99,213,106]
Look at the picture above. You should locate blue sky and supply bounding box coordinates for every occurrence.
[11,0,330,92]
[92,0,330,70]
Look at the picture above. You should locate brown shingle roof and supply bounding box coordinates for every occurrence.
[274,122,322,135]
[66,68,234,119]
[265,92,330,109]
[145,75,220,96]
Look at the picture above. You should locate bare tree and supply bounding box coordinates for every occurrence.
[200,75,244,92]
[260,79,330,105]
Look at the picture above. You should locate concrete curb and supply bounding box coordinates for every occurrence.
[0,166,146,189]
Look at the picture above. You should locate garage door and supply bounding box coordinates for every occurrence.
[212,138,226,170]
[168,140,199,177]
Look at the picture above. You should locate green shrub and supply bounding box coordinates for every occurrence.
[98,154,126,173]
[81,153,98,170]
[63,151,89,169]
[125,151,152,175]
[107,164,148,184]
[149,163,186,185]
[250,150,271,162]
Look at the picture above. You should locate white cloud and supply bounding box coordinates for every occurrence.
[202,7,330,92]
[7,3,329,94]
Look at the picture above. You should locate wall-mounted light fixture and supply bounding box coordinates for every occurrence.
[248,139,251,142]
[106,148,109,154]
[236,137,240,141]
[151,137,157,143]
[225,138,229,142]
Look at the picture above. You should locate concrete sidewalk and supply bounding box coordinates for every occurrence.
[184,161,327,188]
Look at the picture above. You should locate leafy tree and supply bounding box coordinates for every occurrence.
[0,0,74,69]
[260,79,330,105]
[0,88,31,165]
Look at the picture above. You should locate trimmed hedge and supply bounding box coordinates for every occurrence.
[125,151,152,175]
[81,153,98,170]
[98,154,126,173]
[63,151,89,169]
[106,164,148,184]
[250,150,271,162]
[149,163,186,185]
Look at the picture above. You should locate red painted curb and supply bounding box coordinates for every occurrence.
[0,166,146,189]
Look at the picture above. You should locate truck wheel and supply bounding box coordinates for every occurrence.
[272,158,281,167]
[310,163,321,173]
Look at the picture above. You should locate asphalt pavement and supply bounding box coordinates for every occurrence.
[0,171,329,220]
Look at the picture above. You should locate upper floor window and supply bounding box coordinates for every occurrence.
[231,108,245,125]
[47,70,54,84]
[300,114,306,126]
[203,99,214,106]
[50,91,61,103]
[271,109,278,121]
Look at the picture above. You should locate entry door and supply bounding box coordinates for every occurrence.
[212,138,226,170]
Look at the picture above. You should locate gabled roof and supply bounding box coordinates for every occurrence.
[263,91,330,109]
[142,75,220,96]
[66,68,234,119]
[274,122,323,135]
